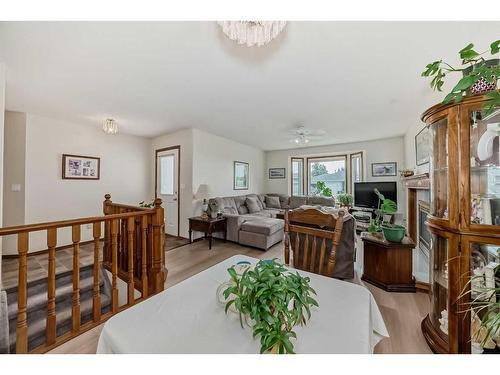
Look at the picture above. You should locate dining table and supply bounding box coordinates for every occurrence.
[96,255,389,354]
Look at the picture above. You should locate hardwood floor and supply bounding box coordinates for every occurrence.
[48,237,432,354]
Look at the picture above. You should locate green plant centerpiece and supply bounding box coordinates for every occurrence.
[336,192,353,208]
[368,189,405,242]
[222,259,318,354]
[422,40,500,116]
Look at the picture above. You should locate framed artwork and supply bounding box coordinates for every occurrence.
[62,154,100,180]
[233,161,249,190]
[415,125,431,166]
[269,168,286,179]
[371,162,397,177]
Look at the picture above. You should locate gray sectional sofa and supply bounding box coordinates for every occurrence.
[209,193,356,278]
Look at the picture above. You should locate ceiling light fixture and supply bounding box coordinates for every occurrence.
[217,21,287,47]
[102,118,118,135]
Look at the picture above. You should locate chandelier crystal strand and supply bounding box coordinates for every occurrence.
[102,118,118,135]
[217,21,287,47]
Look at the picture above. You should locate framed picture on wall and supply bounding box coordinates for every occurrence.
[415,125,431,166]
[371,162,397,177]
[234,161,249,190]
[269,168,286,179]
[62,154,100,180]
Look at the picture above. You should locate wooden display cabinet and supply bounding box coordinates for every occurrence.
[421,92,500,354]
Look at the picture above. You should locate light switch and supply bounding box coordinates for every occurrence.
[11,184,21,192]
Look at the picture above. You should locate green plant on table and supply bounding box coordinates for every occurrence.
[373,188,397,229]
[222,259,318,354]
[315,181,333,197]
[422,40,500,116]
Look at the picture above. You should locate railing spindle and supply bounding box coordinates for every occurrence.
[310,236,317,274]
[141,215,148,298]
[293,233,300,269]
[111,219,119,312]
[302,234,309,270]
[92,222,101,322]
[127,217,135,305]
[46,228,57,345]
[71,225,81,331]
[16,232,29,354]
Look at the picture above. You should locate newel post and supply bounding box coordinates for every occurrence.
[152,198,166,293]
[103,194,112,264]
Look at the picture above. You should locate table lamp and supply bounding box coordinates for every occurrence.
[195,184,211,219]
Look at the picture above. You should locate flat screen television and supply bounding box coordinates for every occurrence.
[354,181,397,209]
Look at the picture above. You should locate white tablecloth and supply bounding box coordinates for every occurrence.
[96,255,388,354]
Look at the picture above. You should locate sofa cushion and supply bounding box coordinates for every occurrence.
[289,196,308,209]
[240,218,284,236]
[246,194,264,210]
[267,193,289,208]
[257,194,267,209]
[234,195,249,215]
[214,197,238,215]
[246,197,262,214]
[265,195,281,209]
[307,196,335,207]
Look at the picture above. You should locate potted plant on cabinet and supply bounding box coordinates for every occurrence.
[372,188,405,242]
[422,40,500,115]
[221,259,318,354]
[336,192,353,208]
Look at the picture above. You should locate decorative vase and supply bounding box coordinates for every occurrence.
[381,224,406,242]
[462,59,499,95]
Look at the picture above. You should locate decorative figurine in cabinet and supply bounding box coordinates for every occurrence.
[421,92,500,354]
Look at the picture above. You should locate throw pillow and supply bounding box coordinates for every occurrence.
[246,197,262,214]
[265,195,281,209]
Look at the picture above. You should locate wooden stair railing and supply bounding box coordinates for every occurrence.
[0,194,167,354]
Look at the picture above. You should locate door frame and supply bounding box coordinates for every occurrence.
[155,145,181,238]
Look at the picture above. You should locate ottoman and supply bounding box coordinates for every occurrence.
[239,218,284,250]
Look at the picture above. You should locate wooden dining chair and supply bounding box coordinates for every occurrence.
[284,207,345,277]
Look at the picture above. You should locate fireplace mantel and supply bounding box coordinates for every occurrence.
[402,173,430,190]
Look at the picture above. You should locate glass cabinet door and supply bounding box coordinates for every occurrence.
[429,118,449,219]
[429,233,450,343]
[469,108,500,228]
[466,240,500,353]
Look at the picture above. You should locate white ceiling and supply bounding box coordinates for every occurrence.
[0,21,498,150]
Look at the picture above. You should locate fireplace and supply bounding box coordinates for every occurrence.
[418,200,431,258]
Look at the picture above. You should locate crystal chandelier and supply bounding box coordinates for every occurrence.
[102,118,118,135]
[217,21,287,47]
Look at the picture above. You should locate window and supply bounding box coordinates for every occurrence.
[290,151,364,197]
[159,155,175,195]
[291,158,304,196]
[307,156,347,196]
[350,152,363,193]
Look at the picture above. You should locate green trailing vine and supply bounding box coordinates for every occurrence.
[422,40,500,115]
[222,259,318,354]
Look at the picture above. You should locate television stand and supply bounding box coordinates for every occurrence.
[349,207,375,234]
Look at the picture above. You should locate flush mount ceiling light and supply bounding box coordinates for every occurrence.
[217,21,287,47]
[102,118,118,135]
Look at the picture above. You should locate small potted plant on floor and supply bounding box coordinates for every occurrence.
[422,39,500,115]
[221,259,318,354]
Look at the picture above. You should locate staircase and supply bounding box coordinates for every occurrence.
[5,264,112,353]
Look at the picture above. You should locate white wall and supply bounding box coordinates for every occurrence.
[0,63,5,283]
[2,111,27,252]
[192,128,265,200]
[265,136,407,215]
[1,114,153,254]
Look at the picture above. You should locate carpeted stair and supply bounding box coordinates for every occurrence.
[4,264,112,353]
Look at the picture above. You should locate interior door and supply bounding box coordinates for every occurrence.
[157,148,179,236]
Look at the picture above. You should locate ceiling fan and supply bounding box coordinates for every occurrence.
[288,125,326,145]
